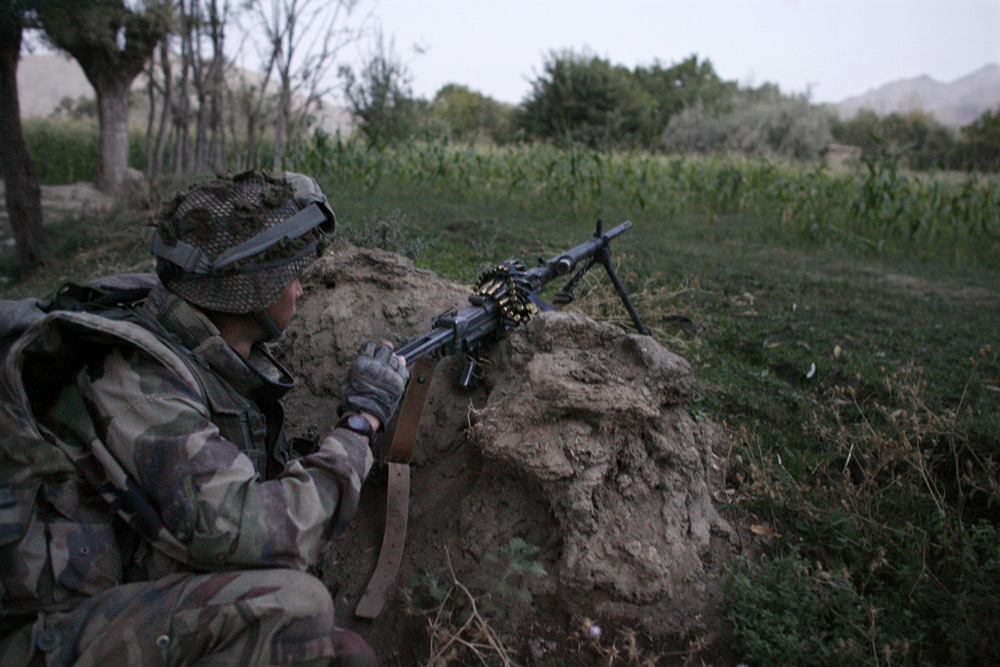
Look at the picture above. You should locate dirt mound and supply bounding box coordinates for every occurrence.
[472,312,733,606]
[276,239,737,665]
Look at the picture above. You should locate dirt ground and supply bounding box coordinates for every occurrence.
[0,181,114,225]
[276,238,747,666]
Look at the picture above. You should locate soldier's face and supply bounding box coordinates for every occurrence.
[268,278,303,331]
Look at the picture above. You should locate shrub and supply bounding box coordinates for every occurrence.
[517,49,658,149]
[661,92,834,159]
[831,109,958,171]
[726,555,872,666]
[22,117,147,185]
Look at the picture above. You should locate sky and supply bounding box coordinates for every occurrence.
[366,0,1000,105]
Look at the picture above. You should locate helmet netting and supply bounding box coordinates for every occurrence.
[155,171,322,314]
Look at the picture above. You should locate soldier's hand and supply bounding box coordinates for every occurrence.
[339,342,409,427]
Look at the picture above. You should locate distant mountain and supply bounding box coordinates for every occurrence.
[836,64,1000,128]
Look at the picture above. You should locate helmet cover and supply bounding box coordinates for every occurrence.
[153,170,333,314]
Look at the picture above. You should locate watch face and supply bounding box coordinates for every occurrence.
[345,414,375,438]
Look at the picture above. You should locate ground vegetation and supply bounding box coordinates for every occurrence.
[2,130,998,665]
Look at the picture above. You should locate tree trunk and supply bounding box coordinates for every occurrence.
[273,83,289,171]
[150,38,172,182]
[207,0,226,171]
[35,1,166,192]
[0,16,48,272]
[144,56,157,178]
[93,77,132,192]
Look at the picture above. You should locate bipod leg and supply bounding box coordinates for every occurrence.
[598,248,650,336]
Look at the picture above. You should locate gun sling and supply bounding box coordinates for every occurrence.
[355,356,438,619]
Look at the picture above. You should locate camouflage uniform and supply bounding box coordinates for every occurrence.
[0,285,377,666]
[0,173,397,666]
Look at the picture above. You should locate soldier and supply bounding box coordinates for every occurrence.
[0,171,407,665]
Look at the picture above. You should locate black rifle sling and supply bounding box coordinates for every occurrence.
[355,356,439,619]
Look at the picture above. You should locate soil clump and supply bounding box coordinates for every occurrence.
[277,238,738,665]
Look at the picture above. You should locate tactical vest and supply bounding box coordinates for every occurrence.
[0,305,292,621]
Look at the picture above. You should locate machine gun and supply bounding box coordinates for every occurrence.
[398,219,648,366]
[355,219,648,619]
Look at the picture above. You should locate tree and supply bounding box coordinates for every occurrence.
[244,0,364,170]
[831,109,957,170]
[958,106,1000,171]
[146,0,230,178]
[35,0,169,192]
[633,54,737,135]
[0,0,48,272]
[430,83,513,143]
[340,27,415,147]
[518,49,657,148]
[963,107,1000,146]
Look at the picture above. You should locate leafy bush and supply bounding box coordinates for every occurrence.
[661,91,834,159]
[956,106,1000,172]
[517,49,658,149]
[339,29,417,147]
[726,555,871,666]
[831,109,957,171]
[516,51,739,151]
[428,84,517,144]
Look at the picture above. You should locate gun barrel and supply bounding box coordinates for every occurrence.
[556,221,631,274]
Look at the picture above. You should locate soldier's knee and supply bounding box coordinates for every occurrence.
[268,573,378,666]
[267,569,336,622]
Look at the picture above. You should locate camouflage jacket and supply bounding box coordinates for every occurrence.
[0,286,372,617]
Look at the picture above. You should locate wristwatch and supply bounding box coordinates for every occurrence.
[337,413,377,441]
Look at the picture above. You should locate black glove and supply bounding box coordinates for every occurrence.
[339,342,409,427]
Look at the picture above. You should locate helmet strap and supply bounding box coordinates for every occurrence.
[255,310,284,341]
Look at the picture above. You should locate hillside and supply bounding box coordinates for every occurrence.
[836,64,1000,127]
[15,53,353,134]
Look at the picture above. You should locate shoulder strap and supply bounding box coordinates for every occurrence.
[47,273,160,314]
[3,311,200,565]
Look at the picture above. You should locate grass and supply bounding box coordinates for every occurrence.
[298,144,1000,664]
[2,130,998,665]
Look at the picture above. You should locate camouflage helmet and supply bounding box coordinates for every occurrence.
[151,170,335,314]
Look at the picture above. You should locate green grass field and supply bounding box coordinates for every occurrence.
[2,136,998,666]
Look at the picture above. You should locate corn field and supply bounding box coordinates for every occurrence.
[293,135,1000,266]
